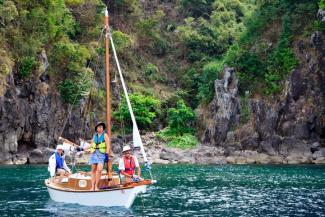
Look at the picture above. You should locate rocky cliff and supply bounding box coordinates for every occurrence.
[0,2,324,166]
[0,51,88,164]
[198,9,325,164]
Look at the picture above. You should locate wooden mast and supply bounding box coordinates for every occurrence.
[105,8,112,180]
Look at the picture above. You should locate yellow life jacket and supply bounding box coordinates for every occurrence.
[90,133,106,154]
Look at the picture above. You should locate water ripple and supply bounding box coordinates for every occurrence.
[0,164,324,216]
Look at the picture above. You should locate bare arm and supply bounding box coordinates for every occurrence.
[121,171,133,178]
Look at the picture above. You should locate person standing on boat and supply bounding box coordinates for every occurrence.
[119,146,142,182]
[85,122,110,191]
[48,145,71,177]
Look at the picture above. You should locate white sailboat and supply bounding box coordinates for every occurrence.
[45,8,156,208]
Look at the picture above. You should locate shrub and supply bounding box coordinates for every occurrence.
[0,1,18,25]
[65,0,85,7]
[320,0,325,10]
[157,130,197,149]
[0,50,13,75]
[179,0,214,18]
[114,93,161,129]
[112,30,132,53]
[47,0,76,40]
[167,100,195,135]
[197,60,223,103]
[143,63,159,77]
[167,133,198,149]
[50,40,90,75]
[59,67,93,104]
[264,47,298,94]
[18,56,37,78]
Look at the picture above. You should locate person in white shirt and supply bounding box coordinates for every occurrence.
[118,146,142,182]
[48,145,71,177]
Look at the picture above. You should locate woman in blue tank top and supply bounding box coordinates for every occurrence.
[87,122,110,191]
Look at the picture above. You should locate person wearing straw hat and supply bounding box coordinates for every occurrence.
[48,144,71,177]
[83,122,110,191]
[118,145,142,182]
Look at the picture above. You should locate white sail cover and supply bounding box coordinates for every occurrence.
[109,33,148,163]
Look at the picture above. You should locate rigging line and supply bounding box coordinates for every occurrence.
[109,29,149,163]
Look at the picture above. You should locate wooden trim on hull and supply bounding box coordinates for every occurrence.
[45,179,153,193]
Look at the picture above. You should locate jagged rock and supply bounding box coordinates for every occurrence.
[318,9,325,22]
[310,142,321,153]
[234,123,256,141]
[311,31,323,50]
[13,154,28,165]
[258,135,282,156]
[225,131,235,144]
[0,49,88,165]
[312,148,325,159]
[159,149,180,161]
[201,66,240,145]
[250,100,279,140]
[28,148,53,164]
[313,157,325,164]
[279,138,310,157]
[28,149,45,164]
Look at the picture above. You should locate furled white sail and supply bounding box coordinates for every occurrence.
[109,33,148,163]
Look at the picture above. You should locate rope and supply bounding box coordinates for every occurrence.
[109,27,154,180]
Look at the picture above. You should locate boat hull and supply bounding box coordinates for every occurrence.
[46,184,146,208]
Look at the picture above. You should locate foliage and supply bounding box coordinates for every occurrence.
[0,50,13,75]
[114,93,161,129]
[0,1,18,25]
[157,129,197,149]
[18,56,37,78]
[314,20,325,31]
[166,99,195,135]
[197,60,223,103]
[177,0,254,62]
[218,1,316,96]
[50,40,90,74]
[179,0,214,18]
[50,40,93,104]
[65,0,85,7]
[320,0,325,9]
[112,30,132,53]
[239,94,250,124]
[136,10,167,55]
[143,63,159,77]
[59,67,93,104]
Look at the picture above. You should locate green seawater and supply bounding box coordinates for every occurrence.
[0,164,324,217]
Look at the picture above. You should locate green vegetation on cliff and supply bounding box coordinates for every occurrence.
[0,0,321,146]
